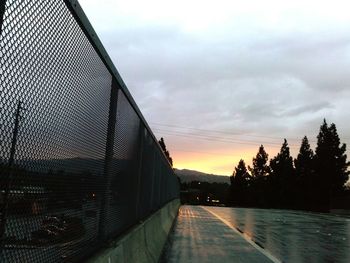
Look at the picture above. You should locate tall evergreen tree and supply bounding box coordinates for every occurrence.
[314,120,349,210]
[234,159,250,187]
[249,145,270,179]
[328,123,349,193]
[295,136,314,177]
[230,159,251,206]
[249,145,270,207]
[269,139,296,207]
[294,136,314,209]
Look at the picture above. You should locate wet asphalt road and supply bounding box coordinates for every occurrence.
[163,205,350,263]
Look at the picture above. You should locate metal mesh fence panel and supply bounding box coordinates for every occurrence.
[138,129,156,217]
[102,90,141,238]
[0,0,179,262]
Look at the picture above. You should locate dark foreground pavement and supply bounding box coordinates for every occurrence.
[163,205,350,263]
[162,206,279,263]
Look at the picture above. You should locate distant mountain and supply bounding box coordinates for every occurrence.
[174,168,230,184]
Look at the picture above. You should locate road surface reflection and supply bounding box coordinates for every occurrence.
[204,206,350,263]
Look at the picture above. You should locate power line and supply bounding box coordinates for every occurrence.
[154,129,300,148]
[170,148,281,157]
[170,148,235,157]
[150,122,317,143]
[151,122,350,144]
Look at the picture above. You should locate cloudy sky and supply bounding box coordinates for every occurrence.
[80,0,350,175]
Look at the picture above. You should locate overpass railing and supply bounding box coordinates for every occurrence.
[0,0,179,262]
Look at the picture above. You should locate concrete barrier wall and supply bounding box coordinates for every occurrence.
[88,199,180,263]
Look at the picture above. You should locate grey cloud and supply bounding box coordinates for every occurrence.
[281,101,334,117]
[90,21,350,149]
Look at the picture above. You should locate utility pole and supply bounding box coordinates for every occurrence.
[0,101,24,245]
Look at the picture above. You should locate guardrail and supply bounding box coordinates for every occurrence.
[0,1,179,262]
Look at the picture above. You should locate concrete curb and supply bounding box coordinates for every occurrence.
[87,199,180,263]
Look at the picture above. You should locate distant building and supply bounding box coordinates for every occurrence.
[0,186,48,214]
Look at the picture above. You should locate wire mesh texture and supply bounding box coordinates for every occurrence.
[0,0,179,262]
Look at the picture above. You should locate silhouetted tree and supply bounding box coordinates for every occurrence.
[269,139,296,208]
[295,136,314,177]
[294,136,314,209]
[249,145,270,179]
[249,145,270,207]
[313,119,349,210]
[230,159,251,206]
[225,120,349,211]
[159,137,173,166]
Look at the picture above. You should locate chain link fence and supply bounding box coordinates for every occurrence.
[0,1,179,262]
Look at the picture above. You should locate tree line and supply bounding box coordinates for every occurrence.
[229,119,350,211]
[159,137,173,166]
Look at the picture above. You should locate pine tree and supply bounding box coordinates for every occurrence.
[230,159,251,206]
[294,136,314,209]
[249,145,270,207]
[269,139,296,207]
[234,159,250,187]
[249,145,270,179]
[328,123,349,193]
[314,120,349,210]
[295,136,314,177]
[270,139,295,179]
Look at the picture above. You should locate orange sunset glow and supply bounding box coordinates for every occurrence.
[168,143,301,176]
[172,149,255,175]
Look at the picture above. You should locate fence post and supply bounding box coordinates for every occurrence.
[149,146,156,211]
[134,124,144,220]
[0,101,24,245]
[98,78,119,240]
